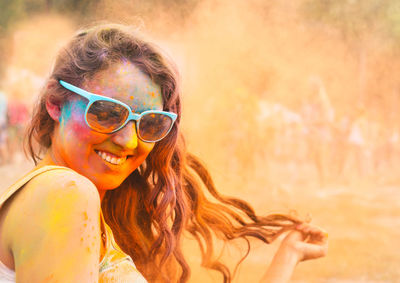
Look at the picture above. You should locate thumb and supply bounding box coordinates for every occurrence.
[297,241,328,261]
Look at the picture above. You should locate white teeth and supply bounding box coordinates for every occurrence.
[96,150,127,165]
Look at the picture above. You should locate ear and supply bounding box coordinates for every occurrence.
[46,95,62,122]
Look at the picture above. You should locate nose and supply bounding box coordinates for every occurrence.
[111,121,138,150]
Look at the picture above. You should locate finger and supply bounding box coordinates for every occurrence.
[296,223,328,239]
[308,226,329,243]
[295,226,328,246]
[309,225,327,235]
[309,232,328,244]
[295,223,307,231]
[295,223,313,235]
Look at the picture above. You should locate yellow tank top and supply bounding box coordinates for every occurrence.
[0,165,147,283]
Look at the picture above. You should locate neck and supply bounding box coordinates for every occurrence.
[37,147,66,167]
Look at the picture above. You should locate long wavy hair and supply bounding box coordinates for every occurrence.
[26,24,302,282]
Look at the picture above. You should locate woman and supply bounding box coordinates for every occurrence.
[0,24,327,282]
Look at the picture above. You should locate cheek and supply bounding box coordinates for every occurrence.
[63,116,91,143]
[138,141,155,156]
[61,106,104,146]
[128,141,155,168]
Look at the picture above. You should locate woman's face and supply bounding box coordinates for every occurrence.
[51,61,163,193]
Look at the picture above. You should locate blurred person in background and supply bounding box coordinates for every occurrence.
[7,95,29,163]
[0,89,8,165]
[346,106,370,179]
[0,24,327,282]
[301,75,335,186]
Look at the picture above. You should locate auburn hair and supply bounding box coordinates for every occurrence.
[25,24,302,282]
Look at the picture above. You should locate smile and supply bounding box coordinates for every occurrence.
[95,150,127,165]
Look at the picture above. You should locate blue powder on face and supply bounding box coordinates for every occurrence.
[60,99,87,123]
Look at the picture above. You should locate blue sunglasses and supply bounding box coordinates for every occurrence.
[59,80,177,142]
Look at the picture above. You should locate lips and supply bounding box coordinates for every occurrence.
[95,150,128,165]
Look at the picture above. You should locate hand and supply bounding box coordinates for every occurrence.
[279,223,328,263]
[260,223,328,282]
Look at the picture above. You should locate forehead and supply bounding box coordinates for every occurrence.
[83,61,163,113]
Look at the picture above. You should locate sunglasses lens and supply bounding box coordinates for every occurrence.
[86,100,129,133]
[139,113,173,142]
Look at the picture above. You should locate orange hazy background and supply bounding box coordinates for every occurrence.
[1,0,399,282]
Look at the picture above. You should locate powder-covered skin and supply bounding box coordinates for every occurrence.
[3,169,101,282]
[0,61,162,282]
[50,61,163,198]
[86,61,162,114]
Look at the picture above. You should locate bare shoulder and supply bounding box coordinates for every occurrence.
[26,168,99,201]
[3,168,101,281]
[6,168,101,234]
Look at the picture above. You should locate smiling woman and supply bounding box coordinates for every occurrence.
[46,62,169,194]
[0,24,327,282]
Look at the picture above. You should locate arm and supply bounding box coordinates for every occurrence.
[3,170,101,283]
[260,243,299,283]
[261,223,328,283]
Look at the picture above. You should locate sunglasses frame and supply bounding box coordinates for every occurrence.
[59,80,177,142]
